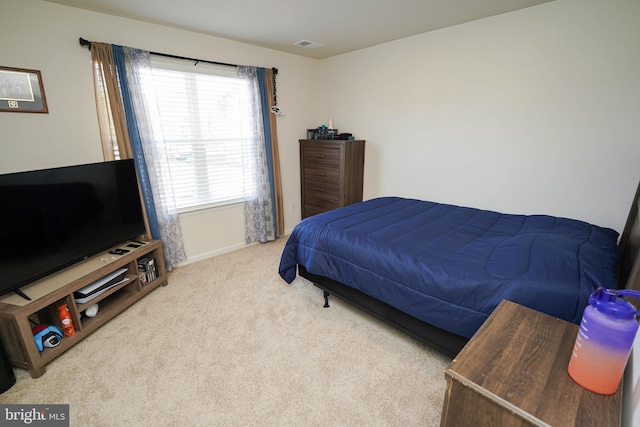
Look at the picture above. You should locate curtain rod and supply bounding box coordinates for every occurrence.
[78,37,278,75]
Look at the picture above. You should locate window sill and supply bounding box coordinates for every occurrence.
[177,199,245,217]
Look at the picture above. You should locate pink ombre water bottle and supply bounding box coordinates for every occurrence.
[568,287,640,395]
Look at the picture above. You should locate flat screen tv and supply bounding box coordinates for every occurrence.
[0,159,146,300]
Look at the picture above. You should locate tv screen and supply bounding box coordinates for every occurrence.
[0,159,146,299]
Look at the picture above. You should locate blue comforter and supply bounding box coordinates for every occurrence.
[278,197,620,338]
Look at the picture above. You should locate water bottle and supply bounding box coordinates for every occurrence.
[57,303,76,337]
[567,287,640,395]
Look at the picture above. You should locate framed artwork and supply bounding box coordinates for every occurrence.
[0,66,48,113]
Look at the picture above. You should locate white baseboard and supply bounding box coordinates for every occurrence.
[176,241,258,267]
[175,231,292,268]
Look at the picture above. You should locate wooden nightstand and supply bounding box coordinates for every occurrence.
[440,300,622,427]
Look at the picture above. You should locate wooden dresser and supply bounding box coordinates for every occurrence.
[440,300,622,427]
[299,139,365,218]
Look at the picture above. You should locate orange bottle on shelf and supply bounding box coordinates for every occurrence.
[57,303,76,337]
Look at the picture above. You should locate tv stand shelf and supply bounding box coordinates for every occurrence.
[0,240,167,378]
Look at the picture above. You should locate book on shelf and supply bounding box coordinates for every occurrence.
[137,257,157,286]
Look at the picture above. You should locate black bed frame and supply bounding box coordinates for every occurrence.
[298,181,640,358]
[299,265,468,356]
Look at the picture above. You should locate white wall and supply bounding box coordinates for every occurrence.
[0,0,318,261]
[318,0,640,234]
[316,1,640,424]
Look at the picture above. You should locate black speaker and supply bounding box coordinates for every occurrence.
[0,338,16,394]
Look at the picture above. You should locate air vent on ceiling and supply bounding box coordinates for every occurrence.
[294,40,323,49]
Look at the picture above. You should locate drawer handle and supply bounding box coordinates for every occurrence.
[315,172,326,176]
[315,154,326,158]
[315,188,325,192]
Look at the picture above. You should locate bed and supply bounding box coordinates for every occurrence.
[278,182,640,357]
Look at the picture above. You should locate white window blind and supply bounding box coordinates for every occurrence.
[148,57,253,211]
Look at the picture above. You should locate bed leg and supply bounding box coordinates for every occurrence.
[323,291,330,308]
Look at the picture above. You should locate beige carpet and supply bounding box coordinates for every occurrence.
[1,237,451,426]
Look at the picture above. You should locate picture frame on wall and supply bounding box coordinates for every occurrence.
[0,66,48,113]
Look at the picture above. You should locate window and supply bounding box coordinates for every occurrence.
[147,57,253,211]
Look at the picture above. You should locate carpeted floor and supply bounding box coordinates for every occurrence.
[1,237,451,426]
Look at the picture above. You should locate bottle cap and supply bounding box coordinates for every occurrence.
[589,287,640,320]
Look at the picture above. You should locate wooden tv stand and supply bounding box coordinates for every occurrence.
[0,240,167,378]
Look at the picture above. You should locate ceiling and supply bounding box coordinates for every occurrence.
[46,0,554,59]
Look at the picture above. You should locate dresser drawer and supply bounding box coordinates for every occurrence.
[303,146,341,167]
[304,180,340,201]
[303,197,341,217]
[303,166,340,185]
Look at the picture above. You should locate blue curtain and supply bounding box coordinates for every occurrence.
[256,67,277,235]
[237,65,275,243]
[111,45,161,240]
[89,42,186,269]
